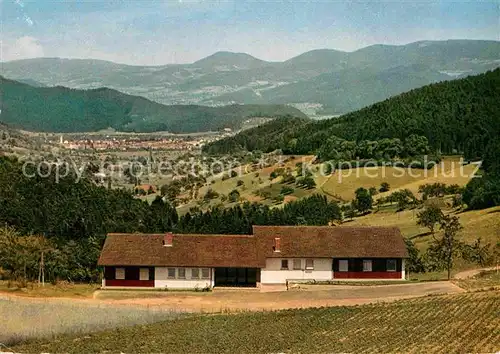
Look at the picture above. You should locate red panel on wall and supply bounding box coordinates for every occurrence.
[334,271,402,279]
[105,279,154,287]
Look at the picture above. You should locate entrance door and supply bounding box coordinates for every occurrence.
[214,268,257,287]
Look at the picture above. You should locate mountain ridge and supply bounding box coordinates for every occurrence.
[0,76,307,133]
[2,40,499,114]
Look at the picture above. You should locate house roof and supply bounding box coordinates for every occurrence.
[98,226,408,267]
[98,233,263,268]
[253,225,408,259]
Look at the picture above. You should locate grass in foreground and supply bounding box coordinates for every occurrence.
[12,291,500,353]
[0,298,185,348]
[0,281,98,298]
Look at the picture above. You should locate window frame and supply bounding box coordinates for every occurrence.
[281,259,289,270]
[178,268,186,279]
[115,267,125,280]
[305,259,314,270]
[338,259,349,272]
[167,267,176,279]
[363,260,373,272]
[139,268,149,281]
[386,259,397,272]
[293,259,302,270]
[201,268,210,279]
[191,268,200,279]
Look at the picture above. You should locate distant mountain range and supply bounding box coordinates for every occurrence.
[2,40,499,115]
[0,77,306,133]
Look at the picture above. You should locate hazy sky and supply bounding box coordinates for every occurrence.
[1,0,499,65]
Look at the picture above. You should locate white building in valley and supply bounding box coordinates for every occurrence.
[98,226,408,289]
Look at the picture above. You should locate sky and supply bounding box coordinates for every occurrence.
[1,0,499,65]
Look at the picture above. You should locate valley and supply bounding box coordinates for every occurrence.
[1,24,499,353]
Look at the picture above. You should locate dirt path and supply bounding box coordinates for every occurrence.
[98,281,464,312]
[1,281,465,313]
[453,267,498,279]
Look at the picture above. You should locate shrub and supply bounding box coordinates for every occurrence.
[203,189,219,200]
[280,186,294,195]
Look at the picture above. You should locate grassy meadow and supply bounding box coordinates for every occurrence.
[454,270,500,290]
[320,156,478,201]
[11,290,500,353]
[177,156,478,212]
[0,296,186,347]
[349,204,500,252]
[0,281,98,298]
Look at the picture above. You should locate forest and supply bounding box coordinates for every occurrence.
[0,76,306,133]
[204,69,499,160]
[0,156,340,282]
[204,69,500,209]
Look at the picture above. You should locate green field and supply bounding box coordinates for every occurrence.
[12,291,500,353]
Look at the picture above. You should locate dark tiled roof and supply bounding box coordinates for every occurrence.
[98,233,263,267]
[98,226,408,267]
[253,225,408,259]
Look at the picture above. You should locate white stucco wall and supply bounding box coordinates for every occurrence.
[154,267,215,289]
[401,259,406,280]
[260,258,333,284]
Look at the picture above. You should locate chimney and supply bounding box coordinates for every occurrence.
[163,232,173,247]
[273,237,281,252]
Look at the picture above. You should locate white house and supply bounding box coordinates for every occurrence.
[98,226,408,289]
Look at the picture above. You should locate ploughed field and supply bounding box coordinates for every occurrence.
[12,290,500,353]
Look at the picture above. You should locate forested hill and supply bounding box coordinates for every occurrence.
[203,116,311,155]
[204,69,500,160]
[0,77,306,133]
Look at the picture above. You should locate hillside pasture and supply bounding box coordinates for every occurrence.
[320,157,478,201]
[349,204,500,252]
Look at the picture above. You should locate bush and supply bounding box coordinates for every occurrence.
[379,182,390,193]
[228,189,240,203]
[203,189,219,200]
[280,186,294,195]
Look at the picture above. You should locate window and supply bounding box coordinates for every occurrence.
[386,259,397,272]
[363,260,373,272]
[305,259,314,270]
[115,267,125,280]
[178,268,186,279]
[139,268,149,281]
[293,259,301,270]
[167,268,176,279]
[201,268,210,279]
[191,268,200,279]
[338,260,349,272]
[281,259,289,270]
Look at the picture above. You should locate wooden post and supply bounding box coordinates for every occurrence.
[41,251,45,287]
